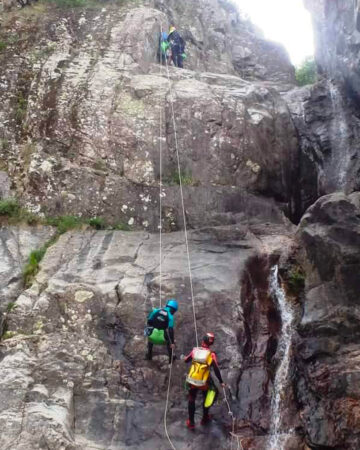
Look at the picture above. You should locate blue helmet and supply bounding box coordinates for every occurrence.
[166,299,178,312]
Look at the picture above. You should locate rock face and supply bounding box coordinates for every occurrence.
[1,0,360,449]
[305,0,360,101]
[285,0,360,211]
[0,226,55,305]
[296,192,360,449]
[285,79,360,211]
[0,1,299,227]
[0,223,295,450]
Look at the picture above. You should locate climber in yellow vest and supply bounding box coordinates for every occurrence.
[184,332,225,429]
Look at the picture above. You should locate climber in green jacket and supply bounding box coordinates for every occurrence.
[145,299,178,363]
[158,31,170,65]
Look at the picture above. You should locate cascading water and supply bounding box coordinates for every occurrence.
[267,265,295,450]
[328,80,351,191]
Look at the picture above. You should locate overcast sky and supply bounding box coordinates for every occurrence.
[235,0,314,65]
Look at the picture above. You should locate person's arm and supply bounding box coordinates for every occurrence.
[168,326,174,344]
[167,312,175,344]
[211,353,224,384]
[184,350,193,363]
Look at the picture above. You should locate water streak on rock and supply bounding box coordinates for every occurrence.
[267,265,295,450]
[328,81,351,191]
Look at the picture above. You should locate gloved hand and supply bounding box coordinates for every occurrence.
[182,53,187,59]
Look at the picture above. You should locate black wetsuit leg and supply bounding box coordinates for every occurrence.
[146,341,153,360]
[188,387,198,425]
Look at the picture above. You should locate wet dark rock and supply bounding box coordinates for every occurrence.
[285,80,360,210]
[296,192,360,449]
[305,0,360,102]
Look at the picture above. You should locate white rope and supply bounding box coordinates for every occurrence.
[159,27,241,450]
[164,352,177,450]
[159,24,163,309]
[160,24,177,450]
[222,386,241,450]
[163,32,199,348]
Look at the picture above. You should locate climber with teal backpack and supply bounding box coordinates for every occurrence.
[145,299,178,363]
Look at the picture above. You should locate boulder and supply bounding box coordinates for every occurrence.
[296,192,360,448]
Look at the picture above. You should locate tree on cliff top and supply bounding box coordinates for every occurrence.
[295,56,317,86]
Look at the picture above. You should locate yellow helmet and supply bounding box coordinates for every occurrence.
[169,26,176,34]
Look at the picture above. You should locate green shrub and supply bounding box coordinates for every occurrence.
[113,222,131,231]
[2,331,17,340]
[23,247,46,287]
[15,92,28,123]
[164,170,195,186]
[0,42,7,52]
[0,199,42,224]
[45,215,83,234]
[48,0,87,7]
[287,268,305,295]
[295,57,317,86]
[6,302,18,313]
[0,199,20,216]
[88,217,106,230]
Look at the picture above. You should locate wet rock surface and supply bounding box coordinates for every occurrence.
[296,192,360,449]
[285,80,360,210]
[305,0,360,101]
[0,223,295,449]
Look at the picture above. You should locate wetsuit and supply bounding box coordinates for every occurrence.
[167,30,185,68]
[147,306,175,363]
[185,344,223,425]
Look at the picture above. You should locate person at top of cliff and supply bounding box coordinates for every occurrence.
[167,25,186,68]
[158,31,170,65]
[184,332,225,429]
[145,299,178,364]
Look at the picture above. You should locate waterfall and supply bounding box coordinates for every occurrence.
[267,265,295,450]
[328,81,351,190]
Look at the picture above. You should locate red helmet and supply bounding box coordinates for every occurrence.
[202,332,215,346]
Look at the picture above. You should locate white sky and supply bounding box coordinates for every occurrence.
[235,0,314,65]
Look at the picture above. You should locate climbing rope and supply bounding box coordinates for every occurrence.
[222,386,241,450]
[159,25,238,450]
[164,350,177,450]
[159,24,164,309]
[159,24,178,450]
[162,30,199,348]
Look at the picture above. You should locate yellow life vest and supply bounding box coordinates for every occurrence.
[186,347,213,387]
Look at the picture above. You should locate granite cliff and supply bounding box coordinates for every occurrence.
[0,0,359,449]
